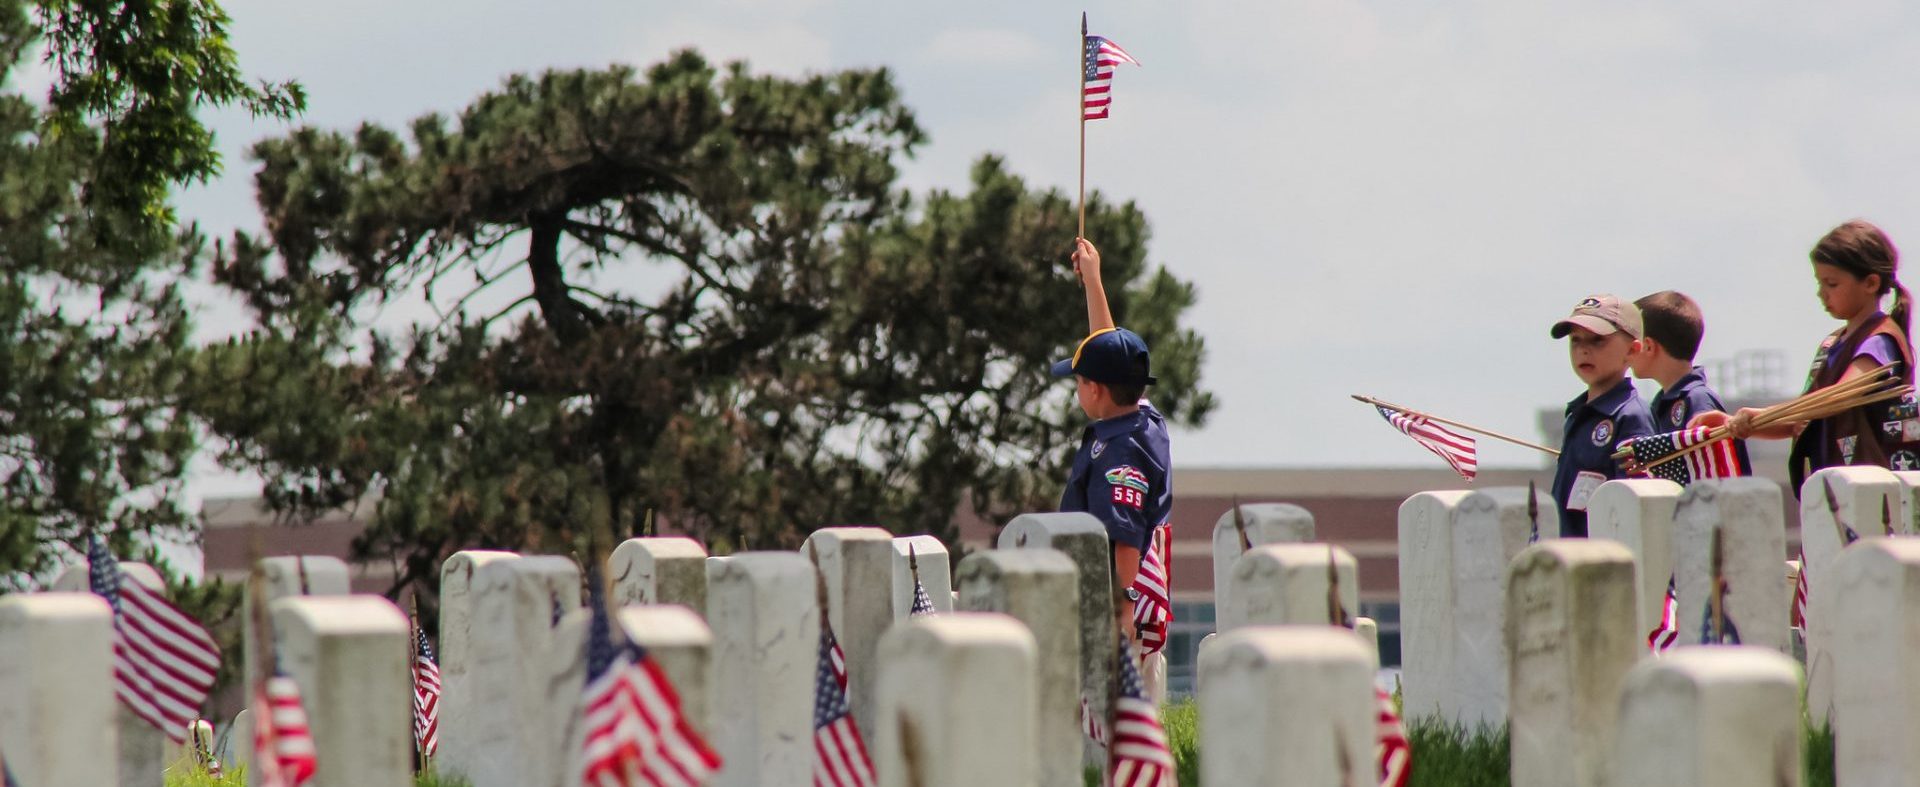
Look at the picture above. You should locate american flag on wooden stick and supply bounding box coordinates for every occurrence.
[87,536,221,742]
[1792,553,1809,630]
[1375,406,1478,481]
[812,626,876,787]
[1623,427,1742,485]
[1646,576,1679,654]
[908,545,937,618]
[1108,637,1174,787]
[1132,525,1172,655]
[579,570,721,787]
[1374,685,1410,787]
[253,669,319,787]
[1082,19,1140,121]
[412,625,442,758]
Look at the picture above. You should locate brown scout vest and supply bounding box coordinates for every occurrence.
[1788,314,1920,493]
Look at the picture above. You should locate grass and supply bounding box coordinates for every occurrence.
[164,763,470,787]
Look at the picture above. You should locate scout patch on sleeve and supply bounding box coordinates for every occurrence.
[1838,435,1858,465]
[1669,401,1688,428]
[1104,465,1150,510]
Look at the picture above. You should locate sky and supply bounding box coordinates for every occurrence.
[29,0,1920,494]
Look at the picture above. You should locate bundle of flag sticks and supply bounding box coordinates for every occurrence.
[1615,366,1912,472]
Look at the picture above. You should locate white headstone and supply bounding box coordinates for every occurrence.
[1221,543,1358,631]
[268,596,412,787]
[50,558,179,785]
[1396,490,1470,721]
[1673,478,1789,654]
[954,549,1080,787]
[1199,626,1373,787]
[802,527,895,733]
[891,535,953,619]
[0,593,117,786]
[998,512,1115,764]
[707,552,819,787]
[1799,465,1901,719]
[436,548,519,776]
[245,556,351,688]
[1355,615,1380,668]
[1831,538,1920,786]
[874,614,1038,787]
[1452,486,1551,728]
[444,555,580,787]
[1586,478,1682,636]
[1507,540,1638,787]
[1610,646,1802,787]
[1211,503,1315,622]
[608,537,708,615]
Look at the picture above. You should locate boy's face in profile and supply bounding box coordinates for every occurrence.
[1567,325,1636,387]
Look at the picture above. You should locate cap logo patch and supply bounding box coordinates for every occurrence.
[1669,401,1688,427]
[1591,418,1614,446]
[1578,297,1602,309]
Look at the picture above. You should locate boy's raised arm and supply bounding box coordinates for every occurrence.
[1074,238,1117,334]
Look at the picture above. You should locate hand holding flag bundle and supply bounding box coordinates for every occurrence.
[1613,365,1909,474]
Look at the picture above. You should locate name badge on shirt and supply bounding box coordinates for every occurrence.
[1567,471,1606,512]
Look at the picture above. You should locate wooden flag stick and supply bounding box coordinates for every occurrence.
[1352,394,1561,456]
[1077,12,1088,244]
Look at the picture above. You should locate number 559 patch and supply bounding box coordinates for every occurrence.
[1104,465,1150,510]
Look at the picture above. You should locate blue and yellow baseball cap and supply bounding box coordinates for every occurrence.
[1051,327,1157,385]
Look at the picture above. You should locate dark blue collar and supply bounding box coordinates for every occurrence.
[1567,377,1637,418]
[1664,366,1708,398]
[1091,402,1159,440]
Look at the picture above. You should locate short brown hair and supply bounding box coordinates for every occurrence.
[1105,381,1146,408]
[1634,291,1705,361]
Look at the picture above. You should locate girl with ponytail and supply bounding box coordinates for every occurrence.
[1720,220,1920,493]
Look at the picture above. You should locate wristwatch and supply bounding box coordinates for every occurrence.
[1124,587,1141,602]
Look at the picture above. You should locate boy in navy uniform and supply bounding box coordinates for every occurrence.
[1055,238,1171,643]
[1629,290,1752,473]
[1550,295,1657,537]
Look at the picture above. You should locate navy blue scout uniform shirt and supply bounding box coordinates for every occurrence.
[1060,402,1172,552]
[1553,378,1655,538]
[1650,366,1752,475]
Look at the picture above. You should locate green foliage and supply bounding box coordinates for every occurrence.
[163,764,470,787]
[194,52,1214,602]
[1405,718,1510,787]
[0,0,294,588]
[1162,698,1201,786]
[1805,717,1835,787]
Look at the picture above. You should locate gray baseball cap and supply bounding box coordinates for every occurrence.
[1550,294,1644,339]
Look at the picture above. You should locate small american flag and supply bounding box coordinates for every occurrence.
[1081,695,1109,747]
[253,670,319,787]
[1374,686,1410,787]
[1375,406,1477,481]
[412,626,442,758]
[812,626,876,787]
[826,626,849,690]
[1646,576,1679,654]
[87,537,221,742]
[580,572,721,787]
[1698,581,1742,646]
[1792,553,1809,630]
[1132,525,1172,655]
[1625,427,1742,485]
[1082,26,1140,121]
[909,578,937,618]
[1108,637,1174,787]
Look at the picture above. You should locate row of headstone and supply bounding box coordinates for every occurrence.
[1389,474,1920,787]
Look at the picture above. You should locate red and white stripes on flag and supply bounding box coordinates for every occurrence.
[1109,638,1174,787]
[1375,686,1410,787]
[1375,406,1478,482]
[1647,576,1680,654]
[813,626,876,787]
[1081,694,1109,747]
[253,673,319,787]
[1132,524,1172,655]
[1082,34,1140,121]
[1792,551,1809,630]
[412,627,442,758]
[580,571,721,787]
[87,537,221,742]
